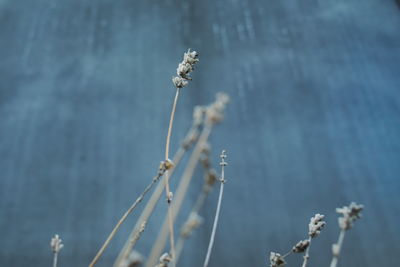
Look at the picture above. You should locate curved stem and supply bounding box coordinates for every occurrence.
[88,175,161,267]
[164,88,180,267]
[203,151,226,267]
[203,181,224,267]
[145,125,212,267]
[165,88,180,160]
[113,127,199,267]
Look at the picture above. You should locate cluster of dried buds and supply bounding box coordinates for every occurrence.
[158,159,175,177]
[50,234,64,253]
[155,253,172,267]
[269,252,286,267]
[336,202,363,230]
[292,239,310,253]
[172,49,199,88]
[206,92,230,124]
[199,142,218,191]
[180,212,204,238]
[308,213,326,238]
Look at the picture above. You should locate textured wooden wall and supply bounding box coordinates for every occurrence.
[0,0,399,266]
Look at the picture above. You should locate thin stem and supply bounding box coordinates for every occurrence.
[53,252,58,267]
[165,88,180,160]
[113,127,199,267]
[88,174,161,267]
[330,230,346,267]
[203,151,226,267]
[301,238,312,267]
[203,182,224,267]
[164,88,180,267]
[166,179,176,267]
[145,125,213,267]
[282,251,292,258]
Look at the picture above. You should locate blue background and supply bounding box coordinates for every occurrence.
[0,0,399,266]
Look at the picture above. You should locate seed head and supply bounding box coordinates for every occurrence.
[292,239,310,253]
[308,214,326,238]
[50,234,64,253]
[336,202,364,230]
[269,252,286,267]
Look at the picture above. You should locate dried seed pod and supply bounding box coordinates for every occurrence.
[50,234,64,253]
[308,214,326,238]
[292,240,310,253]
[336,202,364,230]
[269,252,286,267]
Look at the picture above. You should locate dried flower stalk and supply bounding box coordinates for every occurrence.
[88,165,169,267]
[163,49,199,267]
[203,150,228,267]
[301,214,326,267]
[145,93,229,267]
[268,214,325,267]
[330,202,363,267]
[175,145,218,264]
[50,234,64,267]
[114,108,204,267]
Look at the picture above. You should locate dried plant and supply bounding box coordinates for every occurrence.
[43,49,367,267]
[175,143,218,264]
[330,202,364,267]
[163,49,200,267]
[146,93,229,267]
[301,214,326,267]
[114,108,203,267]
[268,214,325,267]
[50,234,63,267]
[203,150,227,267]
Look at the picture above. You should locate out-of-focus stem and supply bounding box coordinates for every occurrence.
[175,185,209,263]
[330,230,346,267]
[53,252,58,267]
[88,172,163,267]
[113,126,199,267]
[145,124,213,267]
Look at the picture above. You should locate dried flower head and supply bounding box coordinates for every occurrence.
[183,49,199,65]
[269,252,286,267]
[204,169,218,188]
[50,234,64,253]
[155,253,172,267]
[292,239,310,253]
[172,76,188,88]
[206,93,230,124]
[336,202,364,230]
[180,212,203,238]
[172,48,199,88]
[308,214,326,238]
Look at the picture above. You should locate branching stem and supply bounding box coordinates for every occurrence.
[301,238,312,267]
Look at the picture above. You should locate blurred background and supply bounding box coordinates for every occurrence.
[1,0,399,266]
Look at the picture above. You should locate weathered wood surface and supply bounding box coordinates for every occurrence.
[0,0,399,266]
